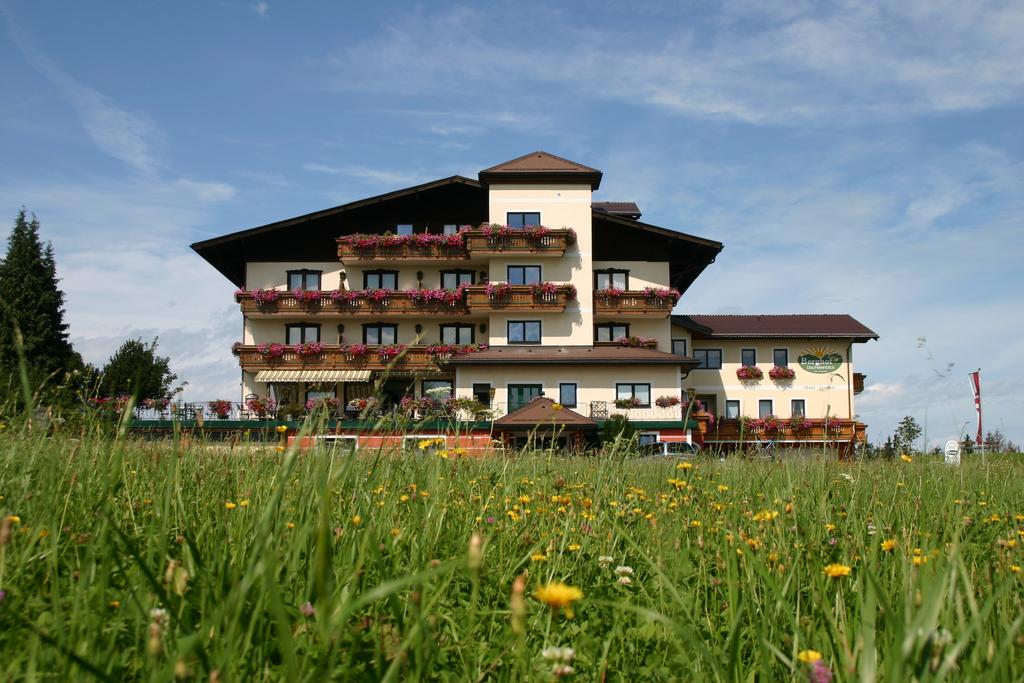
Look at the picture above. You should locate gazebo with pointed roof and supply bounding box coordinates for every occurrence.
[493,396,597,431]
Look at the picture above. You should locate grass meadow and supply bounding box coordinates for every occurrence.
[0,422,1022,681]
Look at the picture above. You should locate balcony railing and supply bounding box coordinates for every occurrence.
[464,284,575,312]
[336,228,576,262]
[235,344,450,373]
[237,291,471,318]
[593,292,676,317]
[463,228,574,257]
[703,418,864,443]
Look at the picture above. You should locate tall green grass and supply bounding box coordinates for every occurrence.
[0,419,1021,680]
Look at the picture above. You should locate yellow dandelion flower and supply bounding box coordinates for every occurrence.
[531,553,547,562]
[567,543,581,552]
[1010,565,1021,573]
[913,555,927,566]
[275,446,285,453]
[286,521,295,529]
[275,425,288,433]
[881,539,897,552]
[717,485,729,493]
[534,581,583,617]
[239,499,250,508]
[677,462,694,470]
[823,563,852,578]
[900,454,912,462]
[351,515,362,526]
[797,650,822,664]
[399,494,410,503]
[109,600,121,609]
[224,502,237,510]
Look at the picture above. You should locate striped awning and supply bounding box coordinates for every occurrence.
[254,370,372,383]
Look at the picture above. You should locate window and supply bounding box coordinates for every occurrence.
[695,394,718,416]
[507,265,541,285]
[397,224,413,236]
[363,323,397,345]
[422,379,453,398]
[671,339,688,355]
[758,399,773,419]
[694,349,722,369]
[725,400,741,419]
[616,383,651,408]
[508,383,543,411]
[440,269,474,289]
[439,324,474,344]
[443,224,458,235]
[287,269,321,290]
[773,348,789,367]
[559,383,578,408]
[791,399,806,417]
[741,348,757,366]
[508,320,541,344]
[364,270,398,290]
[638,433,658,447]
[285,323,320,345]
[594,269,629,290]
[472,383,492,408]
[507,212,540,227]
[595,323,629,343]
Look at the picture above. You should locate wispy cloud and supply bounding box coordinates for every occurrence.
[327,2,1024,124]
[302,162,426,188]
[252,2,269,17]
[2,7,162,175]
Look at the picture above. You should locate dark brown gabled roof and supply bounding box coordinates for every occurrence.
[479,151,603,190]
[592,201,641,220]
[493,396,597,429]
[672,315,879,342]
[447,345,699,367]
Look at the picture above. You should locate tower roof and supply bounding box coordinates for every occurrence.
[479,151,602,189]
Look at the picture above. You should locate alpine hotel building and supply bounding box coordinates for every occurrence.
[192,152,877,454]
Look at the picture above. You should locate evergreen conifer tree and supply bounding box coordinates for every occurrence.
[0,209,80,395]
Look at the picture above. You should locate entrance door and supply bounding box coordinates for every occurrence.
[508,384,543,412]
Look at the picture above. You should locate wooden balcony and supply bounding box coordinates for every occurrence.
[235,344,446,373]
[238,291,471,318]
[337,241,471,264]
[702,418,864,443]
[464,228,574,257]
[464,285,575,312]
[593,292,676,317]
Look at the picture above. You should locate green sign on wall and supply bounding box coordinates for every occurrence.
[798,348,843,374]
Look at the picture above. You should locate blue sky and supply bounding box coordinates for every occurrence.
[1,1,1021,446]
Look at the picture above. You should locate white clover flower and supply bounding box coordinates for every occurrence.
[614,565,634,577]
[617,576,633,586]
[552,664,575,676]
[597,555,614,567]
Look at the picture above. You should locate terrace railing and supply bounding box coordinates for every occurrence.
[464,285,575,312]
[463,229,573,257]
[234,344,451,373]
[593,291,676,317]
[238,290,472,318]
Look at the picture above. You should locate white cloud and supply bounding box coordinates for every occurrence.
[252,2,269,17]
[2,7,162,176]
[327,2,1024,124]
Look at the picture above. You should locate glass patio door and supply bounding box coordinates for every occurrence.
[508,384,543,411]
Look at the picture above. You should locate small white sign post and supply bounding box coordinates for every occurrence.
[943,440,961,465]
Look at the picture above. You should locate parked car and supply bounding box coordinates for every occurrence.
[638,441,701,457]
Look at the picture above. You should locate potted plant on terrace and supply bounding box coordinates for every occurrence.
[207,399,232,419]
[484,282,512,301]
[293,289,322,308]
[655,395,681,408]
[736,365,763,381]
[256,342,286,359]
[615,335,657,348]
[642,286,682,305]
[341,343,368,361]
[769,366,796,380]
[788,414,811,431]
[252,289,279,306]
[377,344,406,362]
[293,341,325,358]
[595,286,625,300]
[614,396,643,409]
[246,397,276,418]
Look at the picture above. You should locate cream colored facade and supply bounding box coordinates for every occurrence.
[675,327,858,420]
[212,151,872,432]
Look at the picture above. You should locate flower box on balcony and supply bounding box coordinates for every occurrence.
[614,397,643,409]
[736,365,763,381]
[594,289,677,317]
[337,231,471,261]
[615,336,658,349]
[464,225,576,256]
[466,284,574,311]
[769,366,796,380]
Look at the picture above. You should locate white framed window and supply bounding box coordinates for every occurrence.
[741,348,757,366]
[596,323,629,342]
[791,399,806,417]
[773,348,789,367]
[508,320,541,344]
[507,265,542,285]
[758,399,773,419]
[671,339,688,355]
